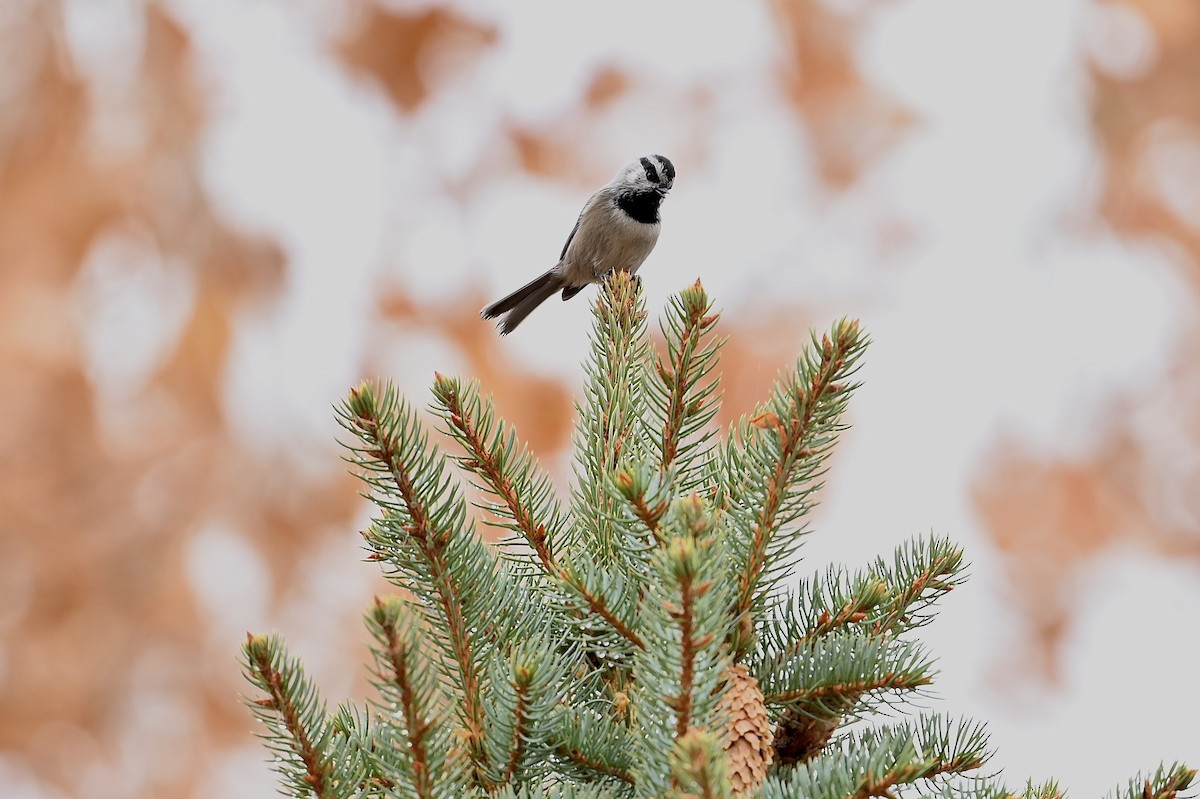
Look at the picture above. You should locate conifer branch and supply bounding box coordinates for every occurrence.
[631,493,666,544]
[868,537,965,637]
[1019,780,1065,799]
[851,764,935,799]
[761,583,884,672]
[1107,764,1196,799]
[613,463,672,547]
[502,671,532,784]
[382,638,434,792]
[560,563,646,650]
[495,785,629,799]
[851,758,962,799]
[339,381,497,786]
[669,545,704,740]
[761,716,990,799]
[556,746,636,785]
[722,319,868,650]
[916,781,1026,799]
[807,600,876,641]
[483,634,573,788]
[242,634,343,799]
[765,671,933,707]
[755,538,965,679]
[740,329,853,609]
[551,706,636,786]
[572,271,650,569]
[649,280,723,479]
[669,730,733,799]
[632,497,736,796]
[337,707,398,795]
[911,714,992,774]
[432,375,565,570]
[365,597,445,799]
[243,280,1190,799]
[757,634,935,716]
[433,375,646,651]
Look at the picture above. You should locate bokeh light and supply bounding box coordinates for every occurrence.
[1,1,1197,797]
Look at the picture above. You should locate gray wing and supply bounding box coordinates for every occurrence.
[558,188,611,261]
[559,209,585,261]
[562,188,658,282]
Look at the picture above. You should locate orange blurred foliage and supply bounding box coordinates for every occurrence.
[971,0,1200,684]
[0,1,936,796]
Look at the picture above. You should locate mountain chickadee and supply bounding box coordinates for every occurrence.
[482,154,675,335]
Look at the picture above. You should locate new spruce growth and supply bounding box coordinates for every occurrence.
[242,273,1194,799]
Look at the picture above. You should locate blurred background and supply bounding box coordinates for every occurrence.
[1,0,1198,796]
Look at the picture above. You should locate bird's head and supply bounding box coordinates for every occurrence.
[611,154,675,196]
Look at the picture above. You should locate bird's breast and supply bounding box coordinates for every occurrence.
[558,192,663,283]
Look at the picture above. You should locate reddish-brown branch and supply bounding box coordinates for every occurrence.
[352,396,491,785]
[809,604,871,640]
[851,752,987,799]
[502,674,532,784]
[380,610,435,799]
[441,396,552,570]
[670,574,700,739]
[569,578,646,650]
[249,644,333,799]
[736,333,849,624]
[871,555,957,637]
[658,295,714,469]
[1144,769,1197,799]
[851,764,929,799]
[763,672,932,706]
[556,747,635,784]
[440,388,646,651]
[630,492,667,545]
[763,600,873,674]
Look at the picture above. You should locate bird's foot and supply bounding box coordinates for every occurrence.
[599,270,642,293]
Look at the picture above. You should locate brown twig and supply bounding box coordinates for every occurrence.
[248,637,334,799]
[763,672,932,706]
[667,567,707,739]
[350,390,492,786]
[736,328,854,625]
[851,750,988,799]
[556,746,635,784]
[377,603,436,799]
[502,669,532,784]
[870,552,959,637]
[761,599,873,675]
[438,382,646,651]
[657,283,719,470]
[629,490,668,546]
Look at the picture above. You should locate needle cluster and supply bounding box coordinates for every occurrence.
[241,273,1194,799]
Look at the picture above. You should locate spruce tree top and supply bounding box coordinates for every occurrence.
[242,273,1194,799]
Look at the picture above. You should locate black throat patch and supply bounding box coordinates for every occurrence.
[615,189,662,224]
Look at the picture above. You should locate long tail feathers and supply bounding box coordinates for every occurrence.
[481,270,563,335]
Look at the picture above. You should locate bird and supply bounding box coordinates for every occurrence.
[481,154,675,335]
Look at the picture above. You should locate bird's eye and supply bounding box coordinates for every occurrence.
[639,156,659,184]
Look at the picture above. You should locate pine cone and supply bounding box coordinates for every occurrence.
[718,664,773,795]
[773,709,839,766]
